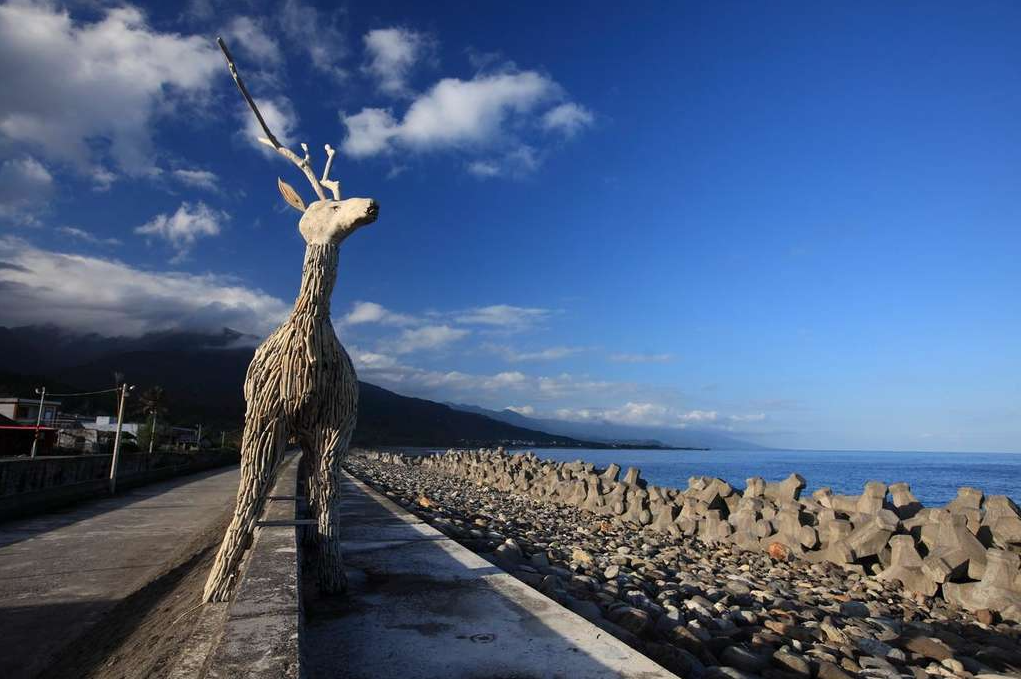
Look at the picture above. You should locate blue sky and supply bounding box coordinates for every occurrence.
[1,0,1019,452]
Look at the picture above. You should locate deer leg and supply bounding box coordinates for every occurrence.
[298,432,321,551]
[311,424,353,594]
[203,412,287,602]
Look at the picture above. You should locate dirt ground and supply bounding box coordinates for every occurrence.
[36,511,233,679]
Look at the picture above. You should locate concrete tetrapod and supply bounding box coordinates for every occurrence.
[943,549,1021,622]
[400,448,1021,620]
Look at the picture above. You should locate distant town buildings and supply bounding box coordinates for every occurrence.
[0,397,61,425]
[0,396,208,456]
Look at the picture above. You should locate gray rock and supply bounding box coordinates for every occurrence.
[563,596,602,622]
[720,645,769,673]
[839,600,870,618]
[816,661,853,679]
[772,649,811,676]
[606,604,651,635]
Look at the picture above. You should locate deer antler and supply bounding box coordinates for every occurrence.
[321,145,340,200]
[216,37,327,202]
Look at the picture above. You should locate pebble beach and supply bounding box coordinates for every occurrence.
[345,451,1021,679]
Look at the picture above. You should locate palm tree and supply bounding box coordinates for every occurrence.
[138,386,168,454]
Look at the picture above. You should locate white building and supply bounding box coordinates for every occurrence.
[88,415,141,437]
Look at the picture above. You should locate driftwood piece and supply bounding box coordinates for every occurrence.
[203,38,380,602]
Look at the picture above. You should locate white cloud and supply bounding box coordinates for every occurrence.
[729,413,767,423]
[278,0,347,82]
[386,325,469,354]
[542,103,594,137]
[0,237,288,336]
[551,403,718,428]
[0,2,221,178]
[183,0,216,22]
[454,304,550,330]
[90,166,117,191]
[0,156,53,225]
[57,227,122,247]
[340,301,557,361]
[171,168,218,191]
[506,405,534,416]
[346,345,742,432]
[609,352,675,363]
[535,374,620,400]
[467,160,500,178]
[135,202,227,260]
[342,300,552,334]
[349,348,398,370]
[350,351,620,405]
[467,146,540,179]
[487,371,528,388]
[241,97,298,151]
[679,410,718,423]
[505,145,540,173]
[341,108,400,157]
[341,301,416,326]
[342,71,560,157]
[363,27,433,97]
[224,16,282,66]
[486,344,583,362]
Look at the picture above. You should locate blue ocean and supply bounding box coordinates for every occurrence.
[527,448,1021,507]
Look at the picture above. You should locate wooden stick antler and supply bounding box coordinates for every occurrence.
[321,145,340,200]
[217,37,328,202]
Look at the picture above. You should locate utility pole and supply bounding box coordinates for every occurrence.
[109,382,133,494]
[221,431,226,449]
[29,386,46,458]
[148,411,157,454]
[196,423,203,450]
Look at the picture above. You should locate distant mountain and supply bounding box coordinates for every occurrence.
[355,382,595,448]
[447,403,766,450]
[0,325,599,448]
[0,325,257,374]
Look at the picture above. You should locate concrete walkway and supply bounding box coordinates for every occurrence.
[304,471,678,679]
[0,465,240,679]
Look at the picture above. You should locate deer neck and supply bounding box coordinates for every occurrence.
[291,243,338,322]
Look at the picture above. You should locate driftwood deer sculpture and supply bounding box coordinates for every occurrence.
[203,38,379,602]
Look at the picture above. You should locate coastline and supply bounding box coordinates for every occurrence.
[345,449,1021,679]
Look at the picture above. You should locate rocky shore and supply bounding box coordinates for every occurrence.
[345,450,1021,679]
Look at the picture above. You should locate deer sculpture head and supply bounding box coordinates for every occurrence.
[217,37,379,245]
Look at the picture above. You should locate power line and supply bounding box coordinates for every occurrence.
[42,388,123,397]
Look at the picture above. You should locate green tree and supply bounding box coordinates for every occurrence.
[136,418,166,455]
[138,386,168,454]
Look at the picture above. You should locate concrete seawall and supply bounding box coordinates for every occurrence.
[0,450,241,521]
[363,448,1021,623]
[302,469,679,678]
[200,453,304,678]
[185,452,682,678]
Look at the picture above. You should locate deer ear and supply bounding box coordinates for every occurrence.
[277,177,306,213]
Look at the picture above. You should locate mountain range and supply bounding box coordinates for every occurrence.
[0,325,759,450]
